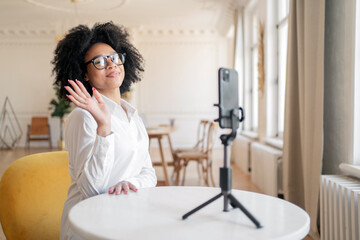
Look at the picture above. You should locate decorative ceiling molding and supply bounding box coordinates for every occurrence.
[135,28,218,37]
[0,26,219,39]
[0,27,56,45]
[0,38,55,46]
[0,28,56,37]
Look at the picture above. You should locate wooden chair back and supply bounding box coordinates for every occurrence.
[29,117,49,135]
[26,117,52,149]
[195,120,210,152]
[204,122,218,155]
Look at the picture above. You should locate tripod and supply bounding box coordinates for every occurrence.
[182,108,262,229]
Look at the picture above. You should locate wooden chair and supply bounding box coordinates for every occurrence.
[171,120,209,182]
[26,117,52,149]
[174,122,217,186]
[173,120,209,153]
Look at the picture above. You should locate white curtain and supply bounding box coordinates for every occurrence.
[283,0,325,239]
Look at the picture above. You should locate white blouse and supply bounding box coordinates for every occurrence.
[60,94,157,240]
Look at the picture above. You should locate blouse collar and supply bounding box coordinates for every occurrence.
[94,93,137,121]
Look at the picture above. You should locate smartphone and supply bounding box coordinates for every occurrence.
[218,68,239,129]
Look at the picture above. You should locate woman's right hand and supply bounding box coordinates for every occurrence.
[108,181,138,195]
[65,80,111,137]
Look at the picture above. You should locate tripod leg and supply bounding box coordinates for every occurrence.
[228,193,262,229]
[182,193,222,220]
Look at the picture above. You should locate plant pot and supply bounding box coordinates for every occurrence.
[58,140,65,150]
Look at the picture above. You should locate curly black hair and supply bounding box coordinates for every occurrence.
[52,22,144,98]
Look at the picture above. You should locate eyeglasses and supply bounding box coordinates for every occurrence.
[85,52,126,70]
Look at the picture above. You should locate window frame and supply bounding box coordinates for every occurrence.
[353,0,360,164]
[243,1,259,133]
[275,0,289,138]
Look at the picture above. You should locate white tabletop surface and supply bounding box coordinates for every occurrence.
[68,187,310,240]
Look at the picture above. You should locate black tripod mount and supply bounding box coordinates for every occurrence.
[182,107,262,229]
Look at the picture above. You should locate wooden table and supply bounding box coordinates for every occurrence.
[68,187,310,240]
[147,125,177,186]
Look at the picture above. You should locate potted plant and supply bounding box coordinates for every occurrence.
[49,86,71,150]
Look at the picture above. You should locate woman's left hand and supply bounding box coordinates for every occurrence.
[108,181,137,195]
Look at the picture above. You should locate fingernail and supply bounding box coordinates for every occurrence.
[134,189,138,192]
[66,95,70,98]
[116,190,120,194]
[125,190,128,194]
[92,87,95,91]
[109,189,113,194]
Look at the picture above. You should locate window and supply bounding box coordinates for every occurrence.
[276,0,289,137]
[243,4,258,133]
[251,15,259,131]
[354,0,360,164]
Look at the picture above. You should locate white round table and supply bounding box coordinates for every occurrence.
[68,187,310,240]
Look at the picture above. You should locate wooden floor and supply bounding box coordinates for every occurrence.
[151,147,264,192]
[0,147,312,240]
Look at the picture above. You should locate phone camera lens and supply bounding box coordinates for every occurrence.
[223,71,229,82]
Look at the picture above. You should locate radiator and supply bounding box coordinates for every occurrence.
[231,135,251,174]
[320,175,360,240]
[250,142,282,197]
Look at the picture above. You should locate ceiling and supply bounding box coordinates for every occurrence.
[0,0,247,36]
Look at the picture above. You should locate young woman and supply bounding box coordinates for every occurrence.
[52,22,157,239]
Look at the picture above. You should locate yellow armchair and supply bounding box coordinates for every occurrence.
[0,151,70,240]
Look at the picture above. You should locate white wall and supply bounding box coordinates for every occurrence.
[0,28,234,148]
[0,37,60,148]
[133,29,233,147]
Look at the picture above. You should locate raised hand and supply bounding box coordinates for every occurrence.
[65,80,111,136]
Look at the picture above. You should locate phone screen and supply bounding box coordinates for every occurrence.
[218,68,239,129]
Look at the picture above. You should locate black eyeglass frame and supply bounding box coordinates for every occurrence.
[85,52,126,70]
